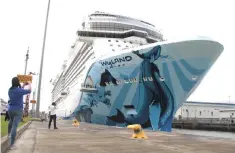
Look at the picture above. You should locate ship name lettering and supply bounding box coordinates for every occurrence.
[99,56,132,66]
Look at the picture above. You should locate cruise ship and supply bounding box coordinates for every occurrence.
[50,11,223,132]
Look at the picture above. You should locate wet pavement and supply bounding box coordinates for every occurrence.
[5,120,235,153]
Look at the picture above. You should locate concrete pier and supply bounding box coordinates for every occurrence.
[173,119,235,132]
[5,120,235,153]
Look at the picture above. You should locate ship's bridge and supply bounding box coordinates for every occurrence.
[78,12,163,43]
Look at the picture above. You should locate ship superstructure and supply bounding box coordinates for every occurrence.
[51,11,223,132]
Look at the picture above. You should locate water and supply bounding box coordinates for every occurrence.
[173,128,235,140]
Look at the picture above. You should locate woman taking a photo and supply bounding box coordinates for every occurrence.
[8,77,31,150]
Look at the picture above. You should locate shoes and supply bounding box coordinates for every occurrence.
[54,127,58,129]
[10,144,18,150]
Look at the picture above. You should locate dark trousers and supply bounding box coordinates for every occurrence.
[48,115,57,129]
[5,111,10,121]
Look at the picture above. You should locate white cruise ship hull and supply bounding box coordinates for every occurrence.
[56,37,223,132]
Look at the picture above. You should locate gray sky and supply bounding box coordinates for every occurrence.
[0,0,234,111]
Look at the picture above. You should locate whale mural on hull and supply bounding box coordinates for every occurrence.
[73,45,175,132]
[57,38,223,133]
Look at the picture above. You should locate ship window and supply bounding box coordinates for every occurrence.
[110,44,113,46]
[108,40,111,42]
[199,111,202,116]
[112,49,115,51]
[126,45,128,47]
[130,41,133,44]
[116,40,119,42]
[211,112,213,116]
[118,45,121,47]
[159,77,165,81]
[124,41,126,43]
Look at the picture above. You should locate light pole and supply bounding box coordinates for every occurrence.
[29,72,39,117]
[24,47,29,75]
[36,0,51,118]
[23,47,30,117]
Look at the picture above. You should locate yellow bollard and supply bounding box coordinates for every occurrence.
[72,119,80,127]
[127,124,148,139]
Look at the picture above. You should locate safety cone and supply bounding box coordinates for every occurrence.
[127,124,148,139]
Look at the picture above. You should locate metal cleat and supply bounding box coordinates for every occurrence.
[127,124,148,139]
[72,119,80,127]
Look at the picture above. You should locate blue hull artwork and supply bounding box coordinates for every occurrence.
[70,39,223,132]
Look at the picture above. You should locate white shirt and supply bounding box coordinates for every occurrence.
[49,105,57,115]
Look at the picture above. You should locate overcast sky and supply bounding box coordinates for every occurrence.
[0,0,234,111]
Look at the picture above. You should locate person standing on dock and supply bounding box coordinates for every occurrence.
[48,102,58,129]
[8,77,31,150]
[5,100,10,121]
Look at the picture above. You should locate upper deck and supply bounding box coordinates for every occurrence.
[78,11,163,43]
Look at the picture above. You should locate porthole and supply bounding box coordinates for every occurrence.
[108,40,111,42]
[192,76,197,80]
[112,49,115,51]
[159,77,165,81]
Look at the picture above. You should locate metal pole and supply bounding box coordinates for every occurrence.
[23,47,30,117]
[36,0,51,118]
[33,74,38,117]
[32,91,36,117]
[24,47,29,75]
